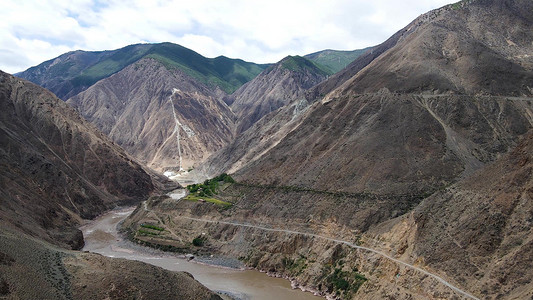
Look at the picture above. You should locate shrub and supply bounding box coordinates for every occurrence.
[186,173,236,196]
[192,235,206,247]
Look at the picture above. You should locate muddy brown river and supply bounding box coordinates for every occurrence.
[80,201,322,300]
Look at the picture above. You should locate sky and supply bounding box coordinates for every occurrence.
[1,0,454,74]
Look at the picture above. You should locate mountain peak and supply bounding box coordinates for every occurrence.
[279,55,329,75]
[230,55,329,133]
[304,47,372,74]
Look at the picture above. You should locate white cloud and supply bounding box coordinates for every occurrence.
[0,0,453,74]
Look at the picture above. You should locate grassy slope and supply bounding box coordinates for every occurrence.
[279,55,332,76]
[304,47,372,74]
[74,45,151,85]
[72,44,152,87]
[184,194,233,208]
[146,43,267,93]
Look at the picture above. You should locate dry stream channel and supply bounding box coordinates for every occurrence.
[80,190,322,300]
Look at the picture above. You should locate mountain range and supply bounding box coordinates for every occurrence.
[16,42,268,99]
[18,43,352,171]
[121,0,533,298]
[5,0,533,299]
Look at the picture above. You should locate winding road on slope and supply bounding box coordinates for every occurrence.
[143,196,479,300]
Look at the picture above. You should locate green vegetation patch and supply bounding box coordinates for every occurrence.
[137,229,161,236]
[304,48,372,74]
[146,43,267,93]
[185,173,235,208]
[282,256,308,275]
[36,42,266,98]
[450,0,474,10]
[280,55,331,75]
[186,173,235,197]
[329,267,367,295]
[140,224,164,231]
[72,44,152,88]
[192,235,207,247]
[132,239,189,253]
[321,262,368,297]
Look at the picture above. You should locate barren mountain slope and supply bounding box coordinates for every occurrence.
[0,228,221,300]
[414,131,533,299]
[235,92,532,195]
[226,0,533,195]
[231,56,327,133]
[68,58,235,171]
[328,0,533,98]
[368,130,533,299]
[200,56,330,177]
[309,0,533,101]
[0,71,175,249]
[201,98,311,178]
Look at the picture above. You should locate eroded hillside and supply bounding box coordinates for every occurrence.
[68,58,235,171]
[131,0,533,299]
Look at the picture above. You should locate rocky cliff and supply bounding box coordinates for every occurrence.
[367,130,533,299]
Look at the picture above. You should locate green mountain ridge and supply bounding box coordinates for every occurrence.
[304,47,373,74]
[17,42,268,98]
[279,55,331,75]
[17,43,370,99]
[70,44,153,90]
[145,43,268,93]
